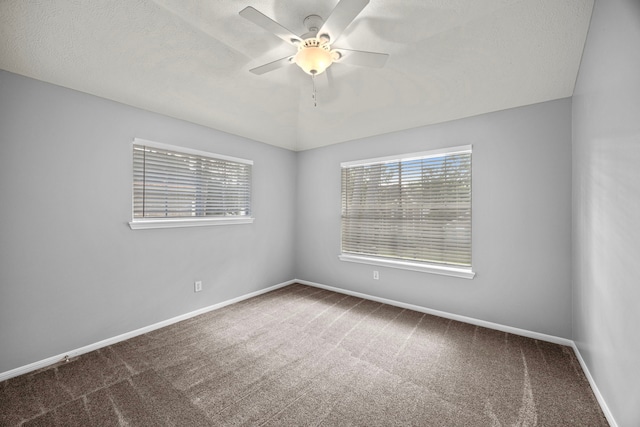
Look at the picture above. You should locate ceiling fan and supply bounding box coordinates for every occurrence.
[239,0,389,78]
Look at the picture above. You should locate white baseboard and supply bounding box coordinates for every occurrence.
[1,278,618,427]
[570,342,619,427]
[0,279,295,382]
[296,279,573,346]
[297,279,619,426]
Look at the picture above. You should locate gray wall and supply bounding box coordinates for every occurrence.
[572,0,640,425]
[0,71,296,373]
[295,99,573,338]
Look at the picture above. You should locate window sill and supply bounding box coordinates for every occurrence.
[129,217,254,230]
[338,254,475,279]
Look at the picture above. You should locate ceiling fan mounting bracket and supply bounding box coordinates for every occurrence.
[303,15,324,33]
[301,15,327,41]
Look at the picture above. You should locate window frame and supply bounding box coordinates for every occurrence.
[129,138,254,230]
[339,145,475,279]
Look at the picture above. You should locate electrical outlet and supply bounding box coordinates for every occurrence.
[194,281,202,292]
[373,271,379,280]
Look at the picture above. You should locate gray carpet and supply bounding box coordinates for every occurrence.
[0,283,608,426]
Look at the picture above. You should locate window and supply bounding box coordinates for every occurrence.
[340,145,474,278]
[129,138,253,229]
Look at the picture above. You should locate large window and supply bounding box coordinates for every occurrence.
[129,138,253,229]
[340,145,473,278]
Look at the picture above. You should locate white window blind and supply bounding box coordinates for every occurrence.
[341,146,472,271]
[131,139,252,228]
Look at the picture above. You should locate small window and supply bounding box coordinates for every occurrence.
[129,138,253,229]
[340,145,474,278]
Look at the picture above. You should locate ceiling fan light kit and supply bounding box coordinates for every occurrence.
[240,0,389,105]
[294,38,334,75]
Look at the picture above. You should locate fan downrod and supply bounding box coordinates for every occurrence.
[303,14,324,35]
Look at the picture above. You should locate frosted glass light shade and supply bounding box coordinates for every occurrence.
[294,46,333,75]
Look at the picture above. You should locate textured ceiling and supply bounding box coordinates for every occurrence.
[0,0,594,151]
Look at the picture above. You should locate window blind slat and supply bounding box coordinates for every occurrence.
[341,148,471,268]
[133,143,252,220]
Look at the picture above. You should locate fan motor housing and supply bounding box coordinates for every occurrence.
[303,38,326,49]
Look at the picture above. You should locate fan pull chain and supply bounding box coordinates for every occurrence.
[312,74,317,107]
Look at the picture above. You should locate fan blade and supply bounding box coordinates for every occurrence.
[333,48,389,68]
[249,56,295,75]
[318,0,369,44]
[239,7,302,46]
